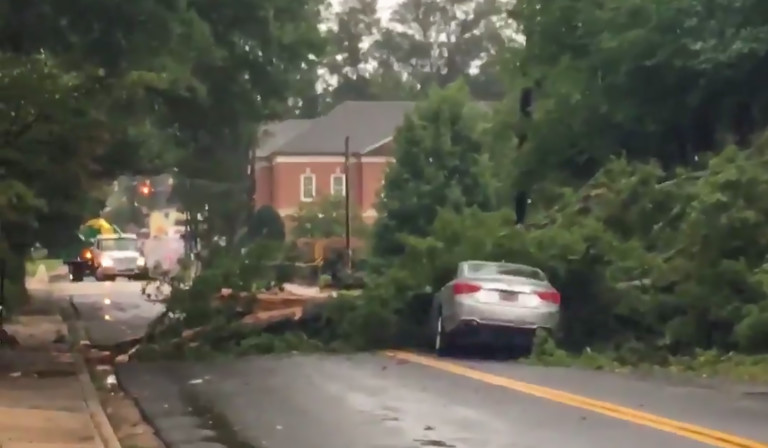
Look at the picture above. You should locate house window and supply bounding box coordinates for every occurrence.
[331,173,345,196]
[300,171,316,201]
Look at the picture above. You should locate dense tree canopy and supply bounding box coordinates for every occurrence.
[372,82,496,258]
[6,0,768,361]
[355,0,768,357]
[0,0,323,305]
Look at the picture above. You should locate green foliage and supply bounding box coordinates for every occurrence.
[245,206,286,243]
[504,0,768,188]
[315,0,507,110]
[122,0,768,379]
[290,195,367,239]
[319,274,332,288]
[166,0,325,248]
[389,141,768,356]
[0,0,324,313]
[372,81,497,258]
[309,132,768,362]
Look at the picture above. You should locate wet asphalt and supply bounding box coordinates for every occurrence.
[116,355,768,448]
[54,246,768,448]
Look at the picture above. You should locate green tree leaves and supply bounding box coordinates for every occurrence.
[165,0,325,248]
[246,206,286,243]
[505,0,768,187]
[373,82,496,257]
[290,195,366,239]
[0,0,325,301]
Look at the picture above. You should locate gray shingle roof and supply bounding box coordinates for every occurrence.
[272,101,415,155]
[255,119,313,157]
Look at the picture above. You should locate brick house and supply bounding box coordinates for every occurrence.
[253,101,415,223]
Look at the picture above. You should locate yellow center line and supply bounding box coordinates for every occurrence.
[384,350,768,448]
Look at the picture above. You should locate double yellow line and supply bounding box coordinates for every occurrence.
[385,350,767,448]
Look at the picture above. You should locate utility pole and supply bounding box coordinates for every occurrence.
[0,260,4,330]
[344,136,352,272]
[0,221,5,329]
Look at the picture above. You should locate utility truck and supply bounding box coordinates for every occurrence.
[64,219,149,282]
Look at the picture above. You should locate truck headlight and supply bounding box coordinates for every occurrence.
[137,257,146,266]
[101,257,114,267]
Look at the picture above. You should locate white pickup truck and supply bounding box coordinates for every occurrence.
[67,234,149,282]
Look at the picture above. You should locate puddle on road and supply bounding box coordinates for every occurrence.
[180,386,262,448]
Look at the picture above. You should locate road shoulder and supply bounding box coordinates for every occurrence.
[0,308,104,448]
[61,290,166,448]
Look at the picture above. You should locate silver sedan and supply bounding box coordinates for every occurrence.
[430,260,560,356]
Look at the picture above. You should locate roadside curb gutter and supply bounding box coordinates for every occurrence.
[63,297,123,448]
[22,277,123,448]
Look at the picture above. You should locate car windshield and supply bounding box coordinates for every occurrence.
[99,238,138,251]
[464,261,547,281]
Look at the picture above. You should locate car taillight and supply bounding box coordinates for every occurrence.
[537,291,560,304]
[453,282,482,295]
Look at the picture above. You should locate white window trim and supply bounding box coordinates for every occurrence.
[300,171,316,202]
[331,172,345,196]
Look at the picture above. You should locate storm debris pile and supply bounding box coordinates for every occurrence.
[125,282,341,360]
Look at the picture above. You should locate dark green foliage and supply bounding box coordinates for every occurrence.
[245,206,286,243]
[0,0,324,311]
[372,81,496,258]
[362,143,768,356]
[86,0,768,373]
[290,195,367,239]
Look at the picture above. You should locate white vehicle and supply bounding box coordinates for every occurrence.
[68,234,150,282]
[430,260,560,355]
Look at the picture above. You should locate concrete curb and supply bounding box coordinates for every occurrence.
[64,298,123,448]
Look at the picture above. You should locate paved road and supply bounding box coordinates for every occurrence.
[53,278,167,346]
[54,277,768,448]
[117,354,768,448]
[51,235,180,345]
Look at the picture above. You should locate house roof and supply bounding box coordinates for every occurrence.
[270,101,415,156]
[255,119,313,157]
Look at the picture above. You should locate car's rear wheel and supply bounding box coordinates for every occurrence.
[435,314,454,357]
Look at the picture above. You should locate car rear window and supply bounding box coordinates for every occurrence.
[465,261,547,281]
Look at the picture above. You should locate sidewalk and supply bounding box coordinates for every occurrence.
[0,310,102,448]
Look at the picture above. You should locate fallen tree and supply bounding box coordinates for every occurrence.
[116,128,768,374]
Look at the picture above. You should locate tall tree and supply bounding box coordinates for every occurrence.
[0,0,216,267]
[372,81,496,258]
[0,0,325,297]
[375,0,510,98]
[504,0,768,188]
[167,0,325,248]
